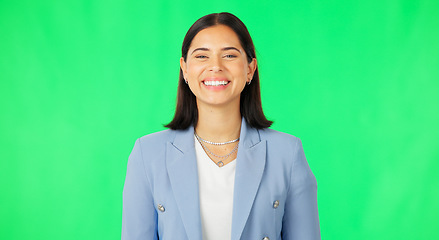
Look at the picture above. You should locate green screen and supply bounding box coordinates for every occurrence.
[1,0,438,239]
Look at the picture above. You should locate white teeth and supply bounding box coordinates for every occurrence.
[204,81,229,86]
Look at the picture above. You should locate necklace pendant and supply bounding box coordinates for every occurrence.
[217,161,224,167]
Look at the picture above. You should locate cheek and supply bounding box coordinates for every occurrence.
[230,62,248,77]
[187,65,205,78]
[186,60,206,75]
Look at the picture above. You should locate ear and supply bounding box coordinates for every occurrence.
[180,57,187,78]
[247,58,257,82]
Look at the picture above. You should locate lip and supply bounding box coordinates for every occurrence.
[202,77,229,82]
[202,77,230,90]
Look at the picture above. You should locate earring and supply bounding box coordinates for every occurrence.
[184,77,188,84]
[247,79,252,85]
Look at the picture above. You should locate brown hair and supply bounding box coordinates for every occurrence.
[165,12,272,129]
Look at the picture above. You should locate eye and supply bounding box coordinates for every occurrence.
[195,55,208,59]
[224,54,237,58]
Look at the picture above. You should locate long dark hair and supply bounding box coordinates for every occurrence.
[165,12,272,129]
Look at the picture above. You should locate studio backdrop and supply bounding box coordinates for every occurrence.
[1,0,438,239]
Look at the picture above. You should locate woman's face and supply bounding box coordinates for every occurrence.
[180,24,256,108]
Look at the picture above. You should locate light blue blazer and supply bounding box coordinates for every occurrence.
[122,119,320,240]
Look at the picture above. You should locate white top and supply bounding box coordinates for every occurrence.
[194,136,236,240]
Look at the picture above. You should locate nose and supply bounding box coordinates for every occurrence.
[209,56,223,72]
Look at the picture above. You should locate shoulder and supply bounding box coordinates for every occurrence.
[131,129,180,160]
[137,129,175,147]
[258,128,315,185]
[257,128,306,168]
[130,128,182,170]
[258,128,301,149]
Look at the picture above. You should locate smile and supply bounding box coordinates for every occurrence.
[203,80,230,86]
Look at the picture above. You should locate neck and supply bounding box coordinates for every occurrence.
[195,102,242,142]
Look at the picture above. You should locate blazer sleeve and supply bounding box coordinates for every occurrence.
[281,138,321,240]
[122,138,158,240]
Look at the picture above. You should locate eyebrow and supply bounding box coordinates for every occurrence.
[191,47,241,55]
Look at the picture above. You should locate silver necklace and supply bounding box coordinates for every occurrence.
[195,134,239,167]
[194,132,239,145]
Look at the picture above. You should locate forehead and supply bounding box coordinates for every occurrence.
[190,25,242,49]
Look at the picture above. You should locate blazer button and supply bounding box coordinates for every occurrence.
[157,204,165,212]
[262,237,270,240]
[273,200,279,209]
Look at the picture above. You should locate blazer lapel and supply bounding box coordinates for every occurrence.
[166,127,203,240]
[231,119,267,240]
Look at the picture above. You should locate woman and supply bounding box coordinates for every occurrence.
[122,12,320,240]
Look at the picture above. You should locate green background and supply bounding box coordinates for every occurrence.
[1,0,438,239]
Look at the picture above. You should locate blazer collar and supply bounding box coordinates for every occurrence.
[166,118,266,240]
[166,126,202,240]
[231,119,267,240]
